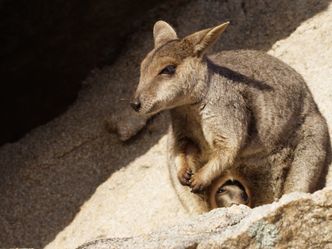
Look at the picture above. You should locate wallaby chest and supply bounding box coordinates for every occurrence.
[171,105,213,161]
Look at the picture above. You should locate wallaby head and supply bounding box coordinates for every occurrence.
[131,20,229,114]
[214,180,249,208]
[209,173,252,208]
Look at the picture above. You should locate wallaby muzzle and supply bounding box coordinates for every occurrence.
[130,97,141,112]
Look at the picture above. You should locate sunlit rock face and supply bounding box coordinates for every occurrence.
[78,188,332,249]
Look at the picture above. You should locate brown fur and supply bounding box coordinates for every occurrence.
[209,171,252,209]
[132,21,331,212]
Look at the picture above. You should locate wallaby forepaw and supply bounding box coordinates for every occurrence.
[178,168,193,186]
[189,175,209,193]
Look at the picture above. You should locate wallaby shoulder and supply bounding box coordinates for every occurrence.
[204,50,319,150]
[209,50,305,88]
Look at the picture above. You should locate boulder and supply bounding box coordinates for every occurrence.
[77,188,332,249]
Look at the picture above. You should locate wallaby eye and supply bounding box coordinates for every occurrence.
[241,192,248,202]
[217,188,225,193]
[159,65,176,75]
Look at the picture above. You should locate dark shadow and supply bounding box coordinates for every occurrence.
[0,0,175,145]
[204,0,331,53]
[0,0,330,248]
[208,60,274,91]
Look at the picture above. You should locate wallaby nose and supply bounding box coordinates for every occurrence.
[130,99,141,112]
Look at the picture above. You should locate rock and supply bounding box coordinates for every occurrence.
[77,188,332,249]
[105,111,149,141]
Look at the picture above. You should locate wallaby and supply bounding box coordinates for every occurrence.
[177,138,252,209]
[131,21,331,212]
[209,171,252,208]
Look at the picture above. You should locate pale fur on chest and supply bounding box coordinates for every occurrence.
[171,103,231,170]
[171,98,271,173]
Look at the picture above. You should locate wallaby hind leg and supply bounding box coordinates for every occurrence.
[283,114,330,194]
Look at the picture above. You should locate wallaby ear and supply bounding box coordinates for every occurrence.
[184,22,229,56]
[153,21,178,48]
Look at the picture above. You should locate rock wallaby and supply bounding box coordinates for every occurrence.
[131,21,331,213]
[209,171,252,208]
[180,139,252,209]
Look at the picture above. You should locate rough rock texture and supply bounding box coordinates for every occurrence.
[78,188,332,249]
[1,0,331,249]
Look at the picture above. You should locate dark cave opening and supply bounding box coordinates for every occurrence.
[0,0,165,145]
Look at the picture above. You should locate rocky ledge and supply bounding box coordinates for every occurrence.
[78,188,332,249]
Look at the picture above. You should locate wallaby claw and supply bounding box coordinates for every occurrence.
[189,174,208,193]
[184,169,193,179]
[178,168,193,186]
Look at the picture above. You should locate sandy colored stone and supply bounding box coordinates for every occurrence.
[77,188,332,249]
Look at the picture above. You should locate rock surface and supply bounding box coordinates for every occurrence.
[0,0,331,249]
[78,188,332,249]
